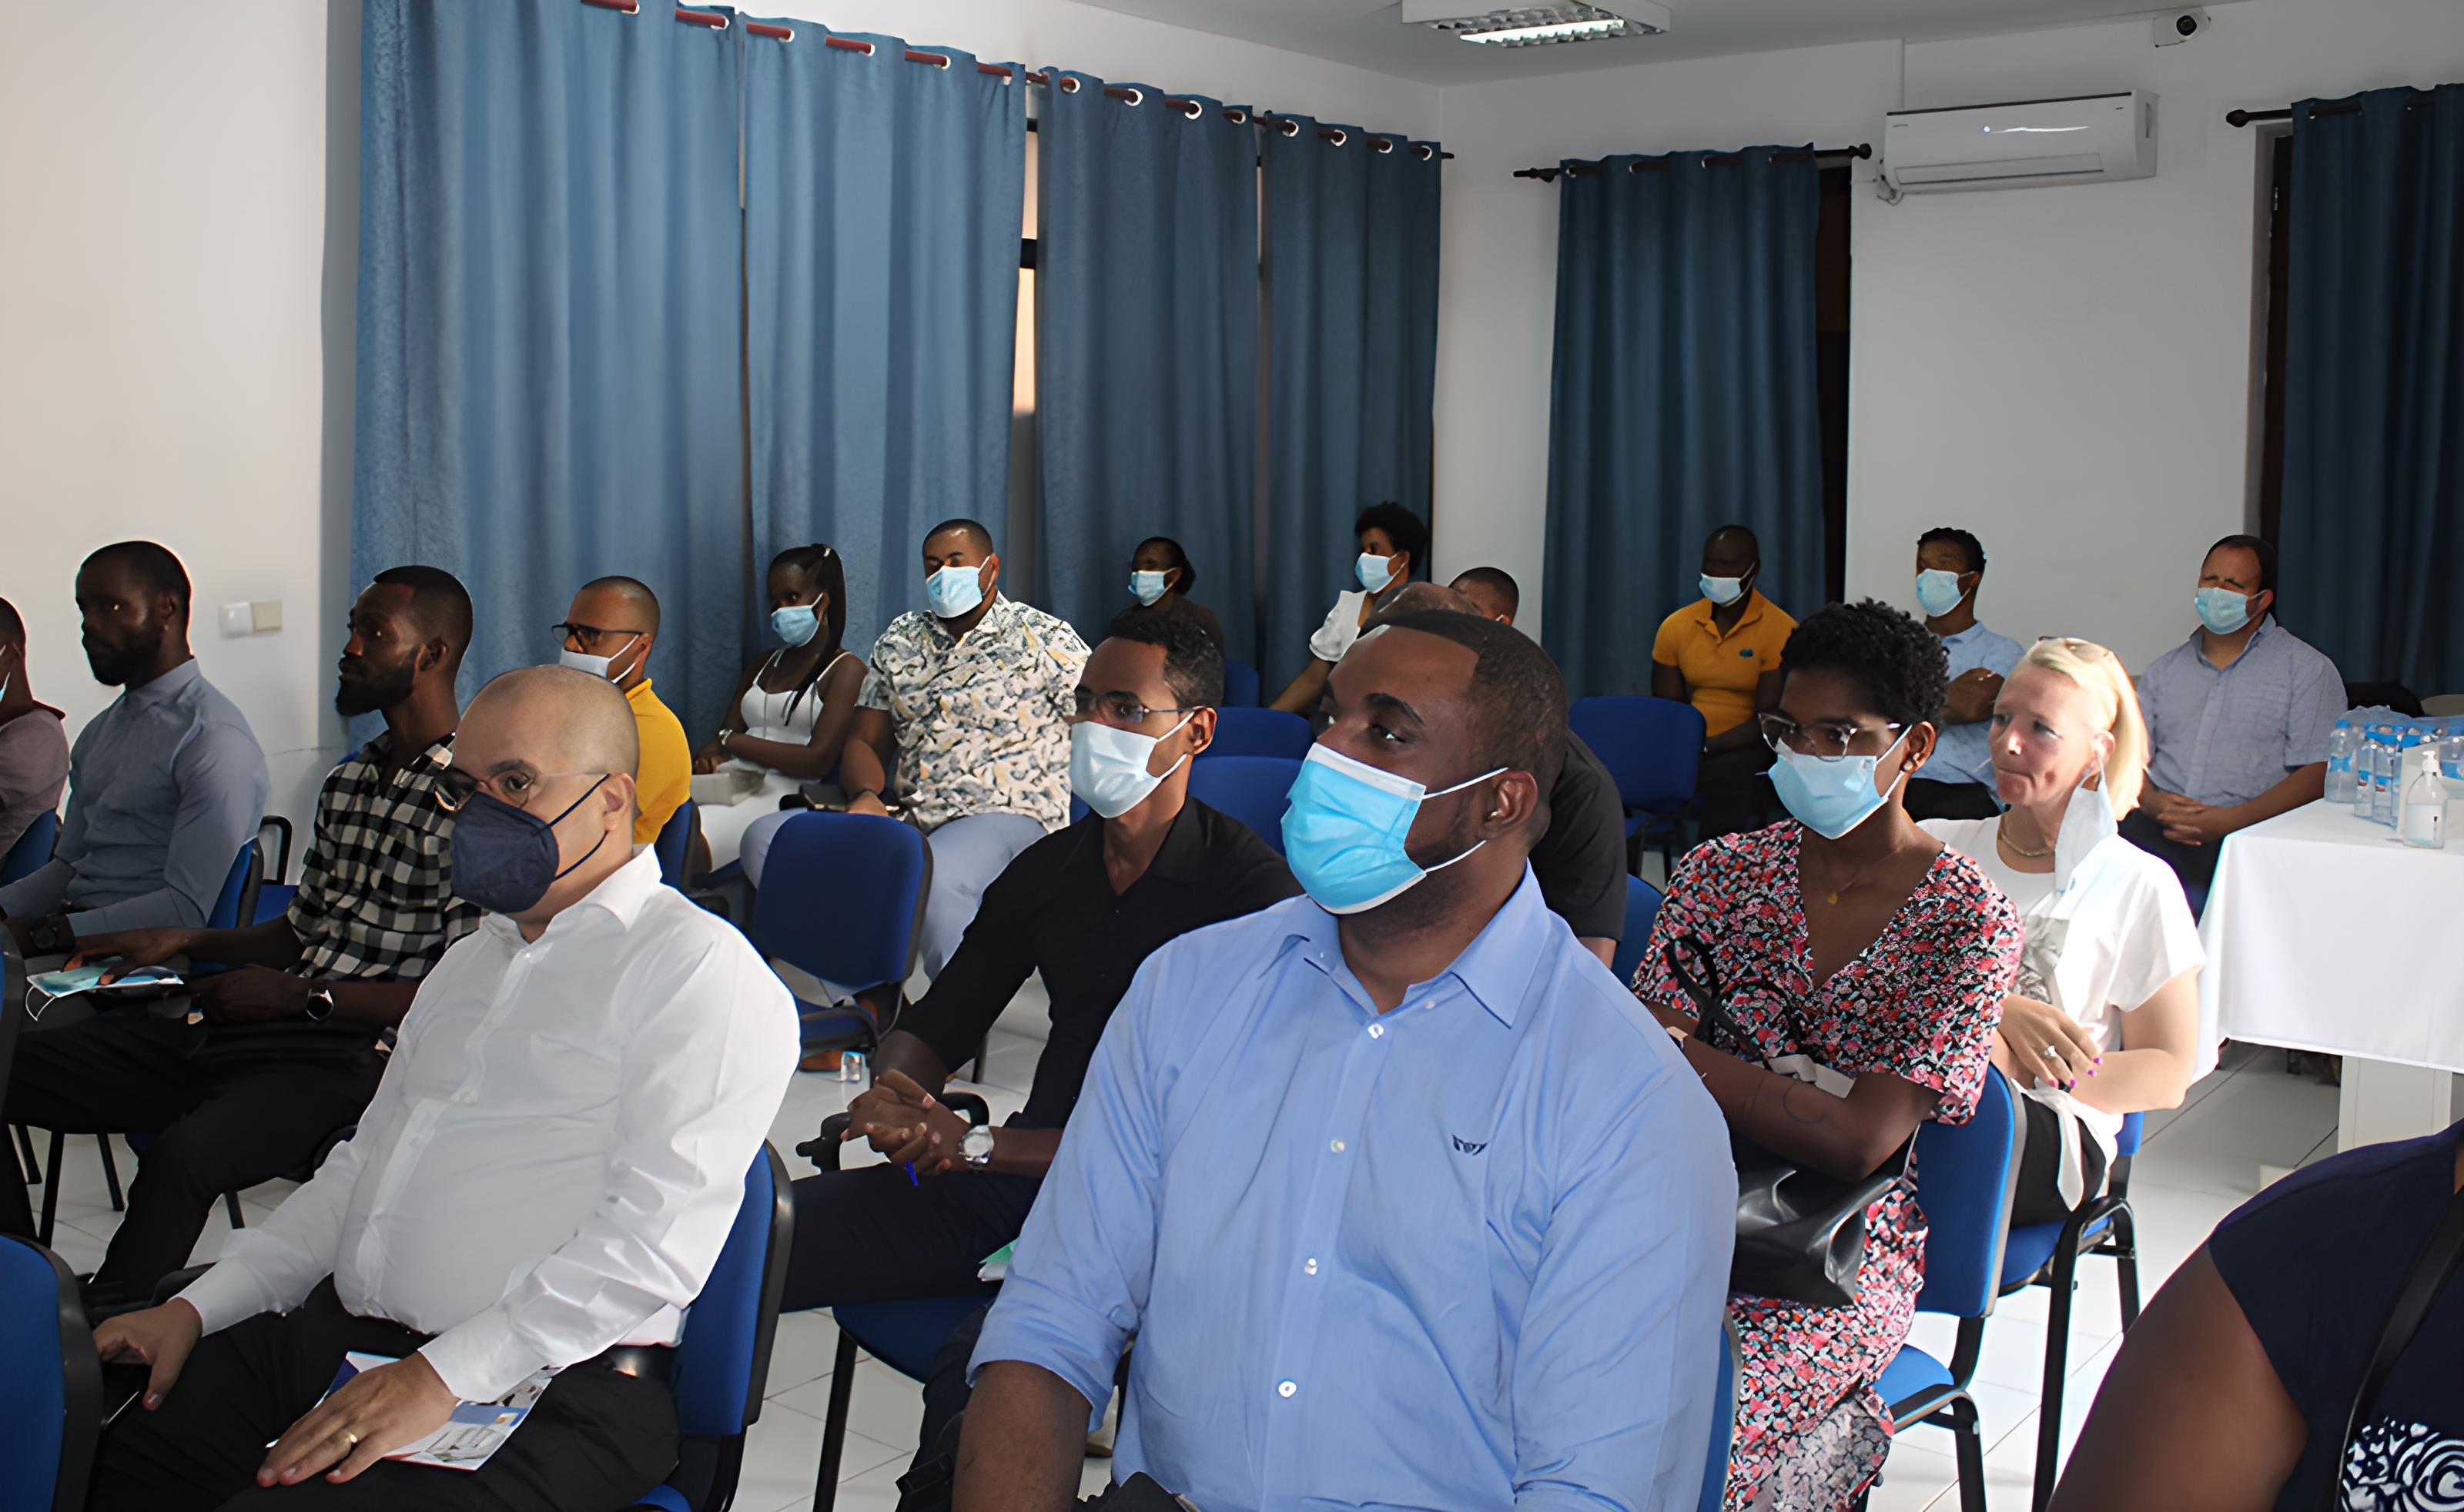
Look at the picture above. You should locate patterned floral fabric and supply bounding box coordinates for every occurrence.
[1633,821,2020,1510]
[286,731,482,979]
[858,595,1090,833]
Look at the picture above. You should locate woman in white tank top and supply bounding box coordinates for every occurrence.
[693,544,867,870]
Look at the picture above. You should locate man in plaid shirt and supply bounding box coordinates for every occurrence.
[0,567,483,1306]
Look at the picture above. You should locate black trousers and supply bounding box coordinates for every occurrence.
[783,1163,1040,1502]
[88,1280,678,1512]
[1696,743,1779,842]
[2118,808,2219,895]
[2,1013,383,1294]
[2010,1094,2114,1230]
[1902,778,2003,822]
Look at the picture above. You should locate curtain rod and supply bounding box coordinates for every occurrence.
[604,2,1448,159]
[2227,91,2436,127]
[1515,142,1871,181]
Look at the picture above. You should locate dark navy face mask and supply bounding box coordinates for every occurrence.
[447,778,611,915]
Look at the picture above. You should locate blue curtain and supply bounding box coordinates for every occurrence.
[1540,148,1821,700]
[354,1,745,734]
[745,25,1026,660]
[2280,83,2464,696]
[1034,74,1259,654]
[1261,118,1442,684]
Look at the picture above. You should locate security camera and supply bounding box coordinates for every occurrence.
[2154,8,2209,45]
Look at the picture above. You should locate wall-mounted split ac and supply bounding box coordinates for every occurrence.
[1880,91,2157,199]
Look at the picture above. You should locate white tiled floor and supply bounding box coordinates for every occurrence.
[28,976,2345,1512]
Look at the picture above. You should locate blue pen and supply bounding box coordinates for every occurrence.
[905,1162,919,1186]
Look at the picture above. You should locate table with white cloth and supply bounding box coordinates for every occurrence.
[2200,798,2464,1152]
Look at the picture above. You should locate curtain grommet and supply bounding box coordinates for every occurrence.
[1060,75,1080,94]
[1375,138,1394,153]
[1327,128,1348,146]
[1182,100,1203,120]
[1280,119,1299,137]
[1121,86,1144,105]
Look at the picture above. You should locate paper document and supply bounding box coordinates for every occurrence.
[282,1353,555,1472]
[979,1243,1015,1283]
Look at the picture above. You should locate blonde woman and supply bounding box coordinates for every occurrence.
[1920,637,2208,1225]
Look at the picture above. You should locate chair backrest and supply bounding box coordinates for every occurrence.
[1699,1320,1736,1512]
[1187,756,1302,856]
[1608,876,1666,986]
[0,811,58,888]
[2114,1109,2145,1159]
[1568,696,1709,812]
[670,1145,793,1440]
[749,811,932,991]
[654,800,696,888]
[1222,659,1261,708]
[0,1234,100,1512]
[1909,1065,2024,1319]
[206,838,263,933]
[1202,707,1312,762]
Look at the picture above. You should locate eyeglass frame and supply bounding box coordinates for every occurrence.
[434,766,611,815]
[1755,712,1910,762]
[551,622,649,651]
[1067,690,1207,729]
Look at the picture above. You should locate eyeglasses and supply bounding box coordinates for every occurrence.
[1070,691,1204,727]
[434,767,608,814]
[551,622,647,650]
[1756,713,1907,761]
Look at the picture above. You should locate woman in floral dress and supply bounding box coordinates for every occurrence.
[1634,600,2021,1510]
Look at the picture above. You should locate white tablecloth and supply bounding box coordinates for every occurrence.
[2201,799,2464,1072]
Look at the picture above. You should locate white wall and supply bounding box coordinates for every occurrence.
[0,0,1432,833]
[1434,0,2464,671]
[1,1,357,829]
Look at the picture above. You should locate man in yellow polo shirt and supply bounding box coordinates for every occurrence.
[1651,524,1796,839]
[557,577,691,846]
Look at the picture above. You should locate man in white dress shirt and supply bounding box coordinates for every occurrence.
[84,666,798,1512]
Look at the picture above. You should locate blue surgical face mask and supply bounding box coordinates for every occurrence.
[2194,587,2251,635]
[1914,569,1967,618]
[927,563,987,620]
[557,635,644,684]
[1357,553,1398,594]
[1281,744,1505,915]
[1700,574,1746,607]
[770,604,821,647]
[1128,570,1171,607]
[1069,714,1194,818]
[447,778,612,916]
[1769,728,1913,841]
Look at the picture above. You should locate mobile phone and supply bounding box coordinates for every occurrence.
[100,1360,152,1426]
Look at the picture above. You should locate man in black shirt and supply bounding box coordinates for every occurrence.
[783,612,1296,1494]
[1367,581,1630,965]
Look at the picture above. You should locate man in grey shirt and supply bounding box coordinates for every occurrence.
[0,542,268,956]
[0,597,71,865]
[2122,534,2342,895]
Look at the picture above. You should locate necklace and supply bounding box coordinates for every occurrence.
[1807,847,1903,906]
[1997,815,2054,859]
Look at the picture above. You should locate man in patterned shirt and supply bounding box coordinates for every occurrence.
[839,519,1089,979]
[0,567,484,1305]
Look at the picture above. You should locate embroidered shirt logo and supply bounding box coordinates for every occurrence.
[1451,1135,1488,1156]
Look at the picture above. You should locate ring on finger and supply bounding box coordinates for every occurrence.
[342,1430,360,1450]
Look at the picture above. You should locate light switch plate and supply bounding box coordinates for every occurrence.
[219,603,252,638]
[250,600,283,633]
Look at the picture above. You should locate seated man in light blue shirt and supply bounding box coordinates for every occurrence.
[2123,534,2342,895]
[0,541,268,958]
[960,609,1736,1512]
[1903,527,2024,822]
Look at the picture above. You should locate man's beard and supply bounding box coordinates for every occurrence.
[335,657,417,716]
[83,624,162,687]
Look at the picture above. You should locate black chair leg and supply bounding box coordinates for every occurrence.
[38,1129,65,1247]
[2032,1242,2081,1511]
[224,1192,246,1230]
[812,1329,861,1512]
[97,1135,125,1213]
[2111,1203,2144,1328]
[1951,1396,1988,1512]
[12,1124,38,1184]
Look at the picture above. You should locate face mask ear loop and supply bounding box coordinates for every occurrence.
[544,774,614,883]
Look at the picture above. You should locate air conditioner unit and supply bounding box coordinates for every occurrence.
[1881,91,2156,196]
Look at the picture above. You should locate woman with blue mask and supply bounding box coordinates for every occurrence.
[692,544,867,871]
[1268,501,1428,714]
[1119,536,1225,655]
[1630,598,2023,1510]
[1918,638,2205,1239]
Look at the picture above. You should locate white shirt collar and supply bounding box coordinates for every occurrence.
[481,843,663,944]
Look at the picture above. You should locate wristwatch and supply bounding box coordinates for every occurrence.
[959,1124,997,1171]
[303,987,338,1022]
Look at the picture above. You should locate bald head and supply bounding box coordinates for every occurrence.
[1364,581,1480,633]
[464,665,641,787]
[574,576,660,637]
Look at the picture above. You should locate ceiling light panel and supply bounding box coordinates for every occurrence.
[1398,2,1672,49]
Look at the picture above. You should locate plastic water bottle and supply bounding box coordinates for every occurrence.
[2325,719,2359,806]
[2370,731,2401,825]
[2359,729,2388,821]
[2399,741,2447,849]
[2442,727,2464,784]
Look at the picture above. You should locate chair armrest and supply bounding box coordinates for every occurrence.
[946,1092,991,1127]
[795,1113,853,1172]
[151,1264,213,1306]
